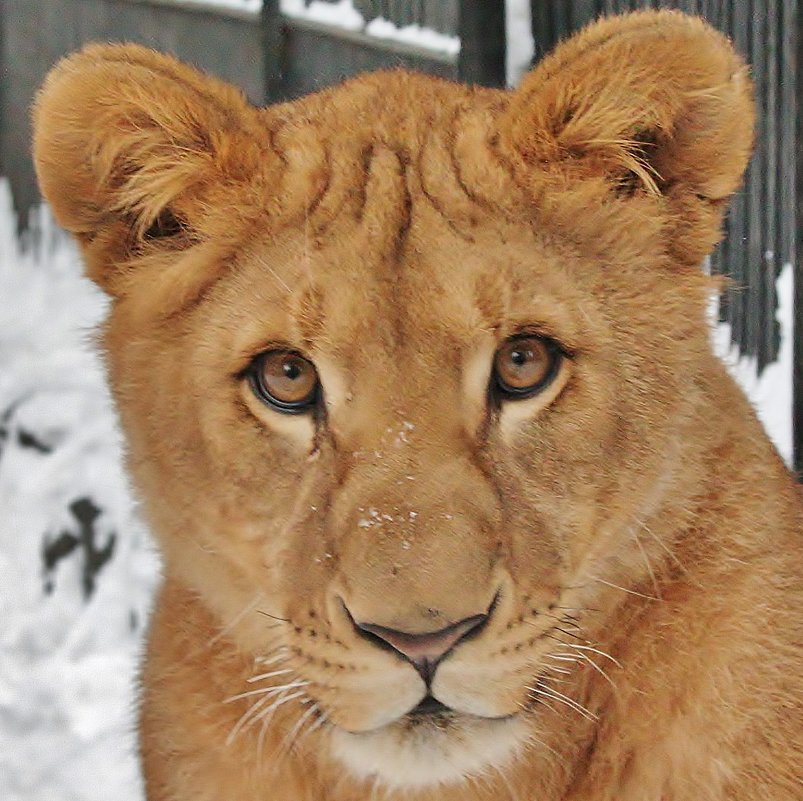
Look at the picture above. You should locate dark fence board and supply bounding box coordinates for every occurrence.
[275,17,455,101]
[796,2,802,477]
[457,1,506,87]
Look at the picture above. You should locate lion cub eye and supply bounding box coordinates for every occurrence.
[248,350,319,414]
[492,335,562,400]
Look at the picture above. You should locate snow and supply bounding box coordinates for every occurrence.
[712,262,795,466]
[0,179,158,801]
[282,0,460,55]
[171,0,261,13]
[281,0,364,31]
[506,0,534,86]
[364,17,460,56]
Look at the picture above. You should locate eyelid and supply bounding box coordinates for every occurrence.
[233,342,309,380]
[507,327,573,358]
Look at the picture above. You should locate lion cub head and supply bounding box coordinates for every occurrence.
[33,11,753,791]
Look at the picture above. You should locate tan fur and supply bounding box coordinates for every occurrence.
[32,11,802,801]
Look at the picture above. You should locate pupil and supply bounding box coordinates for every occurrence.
[511,349,529,366]
[283,361,301,380]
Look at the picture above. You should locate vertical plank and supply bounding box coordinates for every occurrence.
[570,0,597,28]
[529,1,559,60]
[0,0,6,184]
[761,0,780,370]
[794,0,802,474]
[746,0,767,363]
[261,0,284,102]
[458,0,506,86]
[550,0,571,38]
[781,0,797,274]
[727,0,750,351]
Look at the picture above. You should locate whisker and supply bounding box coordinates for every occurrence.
[224,681,309,704]
[228,688,289,746]
[302,711,328,739]
[542,664,573,675]
[252,689,307,729]
[541,611,582,627]
[255,649,290,666]
[545,633,584,649]
[255,688,297,769]
[554,627,583,640]
[522,731,564,763]
[256,610,291,624]
[576,650,618,690]
[562,643,622,668]
[635,518,700,585]
[251,688,310,759]
[209,595,263,647]
[532,697,559,715]
[277,702,320,758]
[631,527,662,600]
[247,668,294,684]
[286,708,326,758]
[256,717,271,773]
[586,574,661,602]
[545,652,583,662]
[528,684,598,722]
[539,673,571,684]
[262,695,320,779]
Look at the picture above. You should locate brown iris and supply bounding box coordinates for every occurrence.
[492,335,561,399]
[250,350,319,413]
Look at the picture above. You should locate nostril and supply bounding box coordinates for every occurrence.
[353,613,488,683]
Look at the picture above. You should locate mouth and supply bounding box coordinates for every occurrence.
[406,694,451,718]
[328,699,529,790]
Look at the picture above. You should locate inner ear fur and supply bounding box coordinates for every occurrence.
[498,10,755,266]
[32,43,267,292]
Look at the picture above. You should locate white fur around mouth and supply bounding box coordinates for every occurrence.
[329,712,529,790]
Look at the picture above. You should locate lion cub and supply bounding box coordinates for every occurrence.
[33,10,801,801]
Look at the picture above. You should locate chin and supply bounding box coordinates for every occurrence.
[328,712,529,790]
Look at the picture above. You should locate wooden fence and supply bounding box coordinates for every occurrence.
[0,0,799,470]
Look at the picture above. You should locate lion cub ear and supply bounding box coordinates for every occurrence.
[33,44,265,293]
[498,10,754,267]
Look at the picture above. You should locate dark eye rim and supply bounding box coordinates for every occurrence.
[491,335,564,401]
[246,350,320,415]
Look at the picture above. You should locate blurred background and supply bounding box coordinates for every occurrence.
[0,2,799,799]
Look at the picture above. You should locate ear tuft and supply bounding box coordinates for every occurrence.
[498,10,755,265]
[142,208,186,243]
[32,43,267,291]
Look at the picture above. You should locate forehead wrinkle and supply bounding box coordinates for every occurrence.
[290,279,326,351]
[359,145,412,270]
[472,266,512,337]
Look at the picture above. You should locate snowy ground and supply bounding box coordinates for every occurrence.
[0,181,158,801]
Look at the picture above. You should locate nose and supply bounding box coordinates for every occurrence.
[354,614,488,684]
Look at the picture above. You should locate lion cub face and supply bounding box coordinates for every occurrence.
[33,12,753,790]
